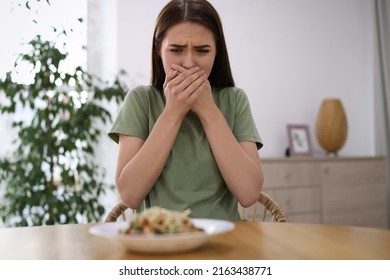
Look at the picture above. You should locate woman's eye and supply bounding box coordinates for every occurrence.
[197,49,210,55]
[170,49,182,54]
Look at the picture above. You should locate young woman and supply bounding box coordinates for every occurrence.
[109,0,263,220]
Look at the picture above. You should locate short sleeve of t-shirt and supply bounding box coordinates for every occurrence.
[108,86,154,143]
[214,87,263,149]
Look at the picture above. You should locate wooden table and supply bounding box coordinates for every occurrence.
[0,221,389,259]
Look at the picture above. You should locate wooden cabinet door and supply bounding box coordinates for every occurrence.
[262,160,322,224]
[321,159,388,228]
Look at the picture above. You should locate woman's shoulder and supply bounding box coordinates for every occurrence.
[213,86,248,101]
[124,85,162,102]
[129,85,161,96]
[214,86,247,96]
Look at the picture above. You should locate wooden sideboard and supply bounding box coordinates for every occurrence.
[258,157,389,228]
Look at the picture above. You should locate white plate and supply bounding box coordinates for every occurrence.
[89,219,235,254]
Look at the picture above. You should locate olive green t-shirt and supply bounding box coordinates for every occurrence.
[109,85,262,220]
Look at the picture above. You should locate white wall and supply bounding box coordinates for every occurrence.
[86,0,121,209]
[103,0,378,159]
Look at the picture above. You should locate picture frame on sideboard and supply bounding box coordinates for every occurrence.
[287,124,313,156]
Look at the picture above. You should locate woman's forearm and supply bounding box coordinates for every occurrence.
[197,106,264,207]
[115,111,183,209]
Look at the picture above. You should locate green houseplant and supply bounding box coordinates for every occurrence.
[0,35,127,226]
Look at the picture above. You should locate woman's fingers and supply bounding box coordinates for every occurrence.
[171,64,187,73]
[163,65,208,117]
[184,73,207,96]
[167,67,205,96]
[163,69,178,89]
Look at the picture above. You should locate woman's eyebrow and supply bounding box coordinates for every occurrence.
[169,44,211,48]
[194,44,211,49]
[169,44,186,48]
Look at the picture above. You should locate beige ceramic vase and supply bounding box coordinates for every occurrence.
[316,99,348,156]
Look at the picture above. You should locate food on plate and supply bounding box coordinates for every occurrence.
[121,206,204,235]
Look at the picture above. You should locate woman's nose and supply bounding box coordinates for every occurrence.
[182,53,196,69]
